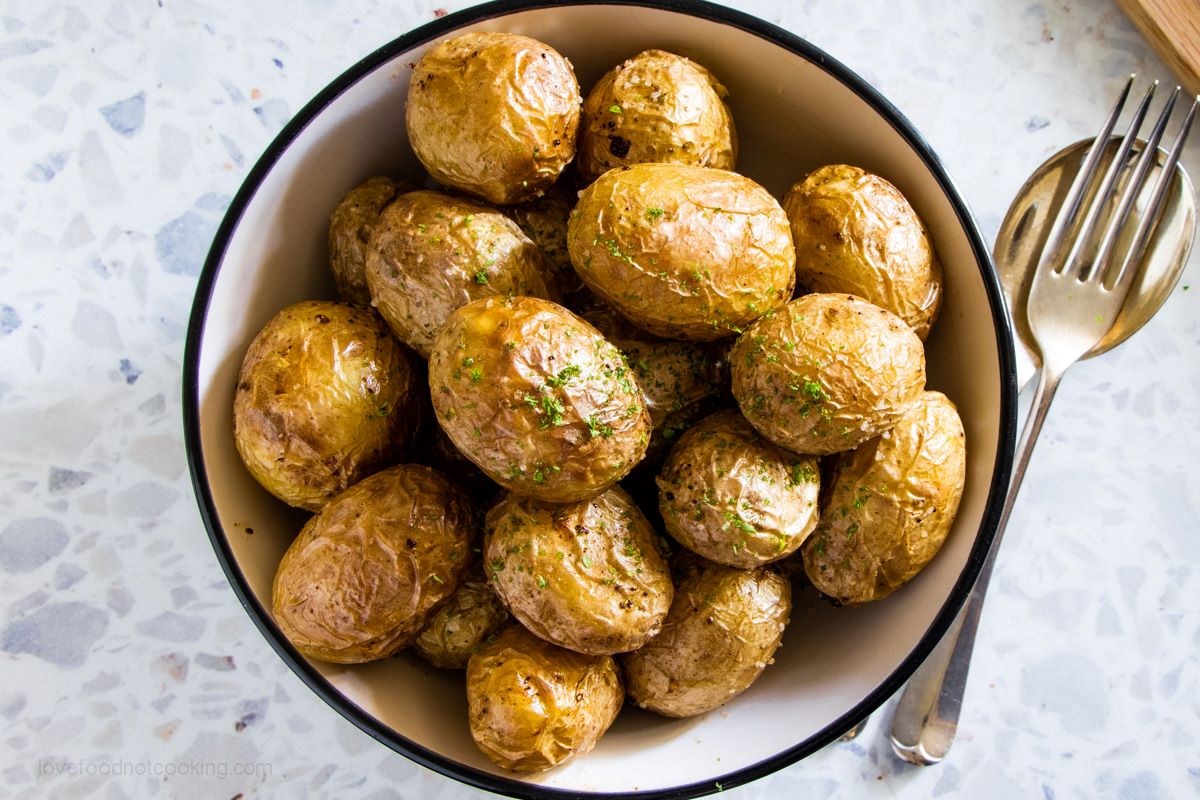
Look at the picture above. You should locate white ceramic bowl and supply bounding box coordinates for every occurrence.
[184,1,1017,796]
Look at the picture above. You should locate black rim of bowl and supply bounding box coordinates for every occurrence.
[182,1,1019,797]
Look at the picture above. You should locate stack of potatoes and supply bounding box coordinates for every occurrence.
[231,32,966,774]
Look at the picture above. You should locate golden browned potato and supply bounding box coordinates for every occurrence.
[414,566,509,669]
[581,304,730,468]
[620,555,790,717]
[233,301,420,512]
[506,183,589,305]
[783,164,942,339]
[428,296,651,503]
[466,624,623,772]
[364,190,553,357]
[485,487,673,655]
[802,390,966,605]
[327,176,412,306]
[406,32,581,205]
[577,49,736,182]
[657,410,821,567]
[271,464,475,663]
[730,293,925,456]
[567,163,795,340]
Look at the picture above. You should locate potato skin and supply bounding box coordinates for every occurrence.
[578,49,736,182]
[568,163,795,340]
[657,410,821,567]
[730,293,925,456]
[406,32,581,205]
[802,391,966,605]
[414,568,509,669]
[271,464,475,663]
[466,624,623,772]
[485,487,673,655]
[233,301,420,511]
[429,296,651,503]
[620,555,790,717]
[364,190,553,358]
[328,176,409,306]
[506,183,589,305]
[783,164,942,339]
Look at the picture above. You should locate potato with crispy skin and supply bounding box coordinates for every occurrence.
[730,293,925,456]
[506,183,590,305]
[568,163,795,340]
[414,566,509,669]
[428,296,651,503]
[620,554,790,718]
[406,32,581,205]
[327,176,412,306]
[485,487,673,655]
[466,624,623,772]
[657,410,821,567]
[784,165,942,339]
[578,49,736,181]
[802,390,966,605]
[364,190,553,357]
[233,301,420,512]
[271,464,475,663]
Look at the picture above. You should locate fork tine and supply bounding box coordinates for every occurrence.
[1090,86,1180,288]
[1109,93,1200,289]
[1037,75,1135,274]
[1060,80,1159,280]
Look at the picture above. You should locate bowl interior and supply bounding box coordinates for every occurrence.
[189,3,1010,796]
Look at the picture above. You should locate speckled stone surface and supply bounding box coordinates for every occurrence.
[1,1,1197,798]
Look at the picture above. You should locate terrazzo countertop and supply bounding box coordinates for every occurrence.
[2,1,1198,798]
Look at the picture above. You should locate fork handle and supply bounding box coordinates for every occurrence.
[889,360,1066,765]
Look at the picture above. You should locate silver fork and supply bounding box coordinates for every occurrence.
[888,77,1198,766]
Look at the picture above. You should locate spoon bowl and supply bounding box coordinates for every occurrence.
[995,137,1195,386]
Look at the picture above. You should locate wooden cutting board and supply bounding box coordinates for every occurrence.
[1115,0,1200,97]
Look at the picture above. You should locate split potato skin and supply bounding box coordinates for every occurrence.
[271,464,475,664]
[783,164,942,339]
[484,487,673,656]
[620,555,791,718]
[657,410,821,568]
[466,624,623,772]
[327,176,410,306]
[802,390,966,605]
[406,32,581,205]
[232,301,420,512]
[577,49,736,182]
[567,163,795,340]
[364,189,552,358]
[730,293,926,456]
[428,295,651,503]
[414,567,510,669]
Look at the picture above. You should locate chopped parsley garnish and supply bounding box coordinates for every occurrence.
[468,367,483,383]
[536,575,548,589]
[545,364,580,388]
[586,415,615,439]
[645,207,664,221]
[473,269,489,284]
[608,104,623,114]
[723,511,756,534]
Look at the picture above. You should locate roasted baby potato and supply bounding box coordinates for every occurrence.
[327,176,412,306]
[485,486,673,655]
[233,301,420,511]
[271,464,475,663]
[568,163,795,340]
[783,164,943,339]
[802,390,966,605]
[577,49,736,182]
[414,566,509,669]
[581,304,729,468]
[467,623,623,772]
[406,32,581,205]
[730,293,925,456]
[428,296,651,503]
[657,410,821,567]
[620,554,790,717]
[506,183,589,305]
[364,190,553,357]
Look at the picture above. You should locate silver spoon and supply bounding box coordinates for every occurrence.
[888,81,1197,766]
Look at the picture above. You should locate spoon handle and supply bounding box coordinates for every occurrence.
[889,361,1065,765]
